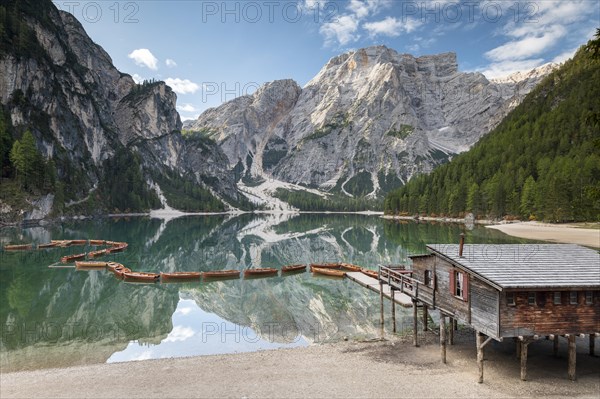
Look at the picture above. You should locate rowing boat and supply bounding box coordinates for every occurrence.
[311,267,346,277]
[4,244,32,251]
[112,265,131,278]
[60,253,86,263]
[70,240,87,246]
[309,263,341,271]
[203,270,240,279]
[244,268,278,277]
[38,242,58,249]
[340,263,362,272]
[281,264,306,273]
[106,262,123,272]
[160,272,202,281]
[107,243,128,253]
[75,261,108,269]
[52,240,72,247]
[87,249,107,258]
[360,269,378,279]
[89,240,105,246]
[123,271,160,282]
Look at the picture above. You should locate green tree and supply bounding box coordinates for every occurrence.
[9,140,24,179]
[520,176,537,219]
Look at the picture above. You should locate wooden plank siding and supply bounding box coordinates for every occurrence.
[499,290,600,337]
[470,278,499,338]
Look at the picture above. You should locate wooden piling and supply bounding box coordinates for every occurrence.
[520,340,528,381]
[553,335,559,357]
[440,314,447,364]
[422,305,428,331]
[379,282,384,337]
[412,299,418,347]
[590,335,595,356]
[449,317,454,345]
[476,331,484,383]
[568,334,577,381]
[515,337,521,359]
[391,289,396,333]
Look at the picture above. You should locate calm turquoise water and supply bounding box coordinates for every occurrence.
[0,214,532,371]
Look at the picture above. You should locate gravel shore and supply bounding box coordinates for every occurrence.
[2,332,598,398]
[487,221,600,248]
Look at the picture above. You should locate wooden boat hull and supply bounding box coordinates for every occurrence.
[244,268,278,277]
[203,270,240,279]
[123,272,160,282]
[70,240,87,246]
[281,264,306,273]
[312,267,346,277]
[160,272,202,281]
[360,269,378,279]
[4,244,32,251]
[38,243,58,249]
[106,262,123,272]
[87,249,108,258]
[309,263,341,271]
[340,263,362,272]
[61,253,86,263]
[89,240,105,246]
[112,266,131,278]
[76,261,108,269]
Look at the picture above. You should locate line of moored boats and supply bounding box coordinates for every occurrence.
[3,239,380,283]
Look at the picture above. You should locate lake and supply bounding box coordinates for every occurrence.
[0,214,532,372]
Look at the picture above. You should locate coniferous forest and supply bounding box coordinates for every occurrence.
[384,36,600,222]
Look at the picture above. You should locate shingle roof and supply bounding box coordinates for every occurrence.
[426,244,600,290]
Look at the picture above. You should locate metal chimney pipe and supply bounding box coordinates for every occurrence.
[459,233,465,257]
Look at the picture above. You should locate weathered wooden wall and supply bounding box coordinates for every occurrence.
[499,291,600,337]
[471,278,499,338]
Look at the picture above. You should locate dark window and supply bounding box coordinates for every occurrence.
[569,291,578,305]
[537,292,546,307]
[506,292,515,306]
[585,291,593,305]
[553,292,562,305]
[455,271,464,299]
[425,270,433,287]
[528,292,536,305]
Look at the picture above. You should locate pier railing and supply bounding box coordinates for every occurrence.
[379,266,435,308]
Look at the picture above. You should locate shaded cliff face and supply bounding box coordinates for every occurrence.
[190,46,554,198]
[0,1,241,214]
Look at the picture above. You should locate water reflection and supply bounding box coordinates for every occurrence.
[0,214,531,371]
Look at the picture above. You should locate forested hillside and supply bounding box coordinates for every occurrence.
[385,35,600,222]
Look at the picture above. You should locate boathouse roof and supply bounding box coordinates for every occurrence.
[423,244,600,290]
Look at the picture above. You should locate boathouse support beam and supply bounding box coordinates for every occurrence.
[412,299,418,347]
[590,334,596,356]
[520,340,529,381]
[552,334,559,357]
[422,305,428,331]
[567,334,577,381]
[391,289,396,333]
[379,282,384,337]
[440,314,447,364]
[476,331,484,383]
[449,317,454,345]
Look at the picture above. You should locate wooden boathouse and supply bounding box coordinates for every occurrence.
[378,238,599,382]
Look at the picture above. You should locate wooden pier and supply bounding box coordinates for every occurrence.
[345,272,412,307]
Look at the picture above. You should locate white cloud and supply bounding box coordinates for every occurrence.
[364,16,420,37]
[485,25,566,62]
[320,15,360,46]
[348,0,391,18]
[165,58,177,68]
[180,114,200,122]
[131,73,144,84]
[481,59,545,79]
[163,325,195,343]
[130,350,154,361]
[174,306,193,315]
[165,78,200,94]
[551,47,578,64]
[127,48,158,70]
[177,103,197,113]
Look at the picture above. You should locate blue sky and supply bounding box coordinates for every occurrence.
[53,0,599,120]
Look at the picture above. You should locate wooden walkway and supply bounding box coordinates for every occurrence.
[345,272,413,307]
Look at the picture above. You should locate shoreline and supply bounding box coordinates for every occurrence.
[486,221,600,248]
[2,334,598,398]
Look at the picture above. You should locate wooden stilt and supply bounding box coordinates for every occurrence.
[476,331,484,383]
[568,334,577,381]
[440,314,447,364]
[590,335,595,356]
[379,282,384,337]
[391,289,396,333]
[515,337,521,359]
[453,318,458,331]
[449,317,454,345]
[412,299,418,347]
[520,340,529,381]
[553,335,559,357]
[422,305,428,331]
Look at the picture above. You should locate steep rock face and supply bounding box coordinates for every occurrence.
[0,1,240,213]
[190,46,554,198]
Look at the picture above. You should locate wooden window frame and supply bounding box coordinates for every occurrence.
[527,292,536,305]
[506,292,516,306]
[424,270,434,288]
[449,269,468,302]
[553,291,562,305]
[585,291,593,305]
[569,291,578,305]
